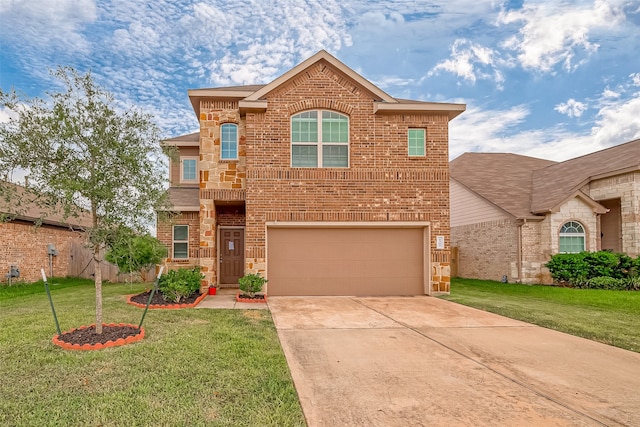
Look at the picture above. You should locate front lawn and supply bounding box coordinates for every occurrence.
[441,278,640,352]
[0,279,305,426]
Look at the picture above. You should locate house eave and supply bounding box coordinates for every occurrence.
[375,102,466,120]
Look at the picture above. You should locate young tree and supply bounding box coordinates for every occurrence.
[0,68,171,334]
[106,230,167,282]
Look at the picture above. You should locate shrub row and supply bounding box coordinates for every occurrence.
[546,251,640,290]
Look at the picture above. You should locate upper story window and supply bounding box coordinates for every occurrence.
[291,110,349,168]
[408,129,426,157]
[180,157,198,183]
[173,225,189,259]
[221,123,238,160]
[559,221,586,253]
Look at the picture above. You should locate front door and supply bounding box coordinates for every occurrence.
[220,228,244,285]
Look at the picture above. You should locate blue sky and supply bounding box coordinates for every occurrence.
[1,0,639,162]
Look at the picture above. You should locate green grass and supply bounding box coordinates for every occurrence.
[0,280,305,426]
[442,278,640,352]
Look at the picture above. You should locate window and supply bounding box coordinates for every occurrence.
[173,225,189,259]
[291,111,349,167]
[559,221,585,253]
[221,123,238,160]
[408,129,425,157]
[180,157,197,183]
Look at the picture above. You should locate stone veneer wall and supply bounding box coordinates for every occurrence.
[0,220,84,283]
[451,218,518,282]
[241,61,452,293]
[548,198,599,254]
[586,171,640,257]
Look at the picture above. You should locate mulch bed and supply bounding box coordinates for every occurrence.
[53,324,144,350]
[236,293,267,303]
[128,290,202,306]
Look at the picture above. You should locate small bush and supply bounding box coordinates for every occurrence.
[585,276,626,290]
[545,253,589,284]
[624,276,640,291]
[158,267,203,303]
[238,273,268,297]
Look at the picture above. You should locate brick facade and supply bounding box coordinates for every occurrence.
[0,220,84,283]
[158,52,463,294]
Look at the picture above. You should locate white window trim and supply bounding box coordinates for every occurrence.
[172,225,189,259]
[559,221,586,253]
[221,123,239,160]
[408,128,426,157]
[180,156,198,184]
[291,110,350,168]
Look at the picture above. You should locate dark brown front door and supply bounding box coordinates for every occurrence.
[220,228,244,285]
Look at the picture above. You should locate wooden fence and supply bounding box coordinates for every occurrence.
[68,241,122,283]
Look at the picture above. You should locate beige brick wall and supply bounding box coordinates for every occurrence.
[451,218,518,282]
[0,220,84,282]
[586,171,640,257]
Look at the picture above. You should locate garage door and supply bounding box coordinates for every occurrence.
[267,226,427,296]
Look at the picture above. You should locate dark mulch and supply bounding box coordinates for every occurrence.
[129,290,202,306]
[238,294,266,301]
[57,325,141,345]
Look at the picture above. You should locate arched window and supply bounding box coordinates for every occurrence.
[221,123,238,160]
[559,221,585,253]
[291,110,349,167]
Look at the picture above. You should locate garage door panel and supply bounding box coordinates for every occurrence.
[267,227,426,296]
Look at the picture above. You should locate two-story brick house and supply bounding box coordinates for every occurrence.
[158,50,465,296]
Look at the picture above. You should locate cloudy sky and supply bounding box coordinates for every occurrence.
[1,0,639,161]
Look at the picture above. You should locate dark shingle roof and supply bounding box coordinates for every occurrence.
[450,139,640,219]
[450,153,556,219]
[531,139,640,213]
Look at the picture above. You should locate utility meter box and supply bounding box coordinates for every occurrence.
[9,265,20,278]
[47,243,59,256]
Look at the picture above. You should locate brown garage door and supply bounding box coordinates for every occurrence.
[267,227,426,296]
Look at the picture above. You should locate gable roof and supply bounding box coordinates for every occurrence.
[450,153,557,219]
[450,139,640,219]
[0,183,92,229]
[187,50,465,120]
[530,139,640,213]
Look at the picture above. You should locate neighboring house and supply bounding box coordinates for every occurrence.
[157,50,465,296]
[450,139,640,284]
[0,183,92,282]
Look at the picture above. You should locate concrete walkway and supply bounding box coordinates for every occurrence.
[268,296,640,427]
[195,288,267,310]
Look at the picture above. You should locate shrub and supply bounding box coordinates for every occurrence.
[625,276,640,291]
[158,267,203,303]
[546,251,636,287]
[545,253,589,284]
[585,276,626,290]
[238,273,268,297]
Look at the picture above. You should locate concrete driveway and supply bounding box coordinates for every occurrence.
[268,296,640,427]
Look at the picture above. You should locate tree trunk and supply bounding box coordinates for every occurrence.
[94,246,103,334]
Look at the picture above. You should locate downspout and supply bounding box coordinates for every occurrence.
[516,219,525,283]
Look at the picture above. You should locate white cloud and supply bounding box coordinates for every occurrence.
[0,0,97,53]
[449,104,531,158]
[498,0,626,73]
[429,39,505,88]
[555,98,588,118]
[602,88,620,98]
[630,72,640,86]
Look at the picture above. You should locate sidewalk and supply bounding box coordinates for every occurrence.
[195,288,268,310]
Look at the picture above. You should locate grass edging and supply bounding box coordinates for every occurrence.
[442,278,640,352]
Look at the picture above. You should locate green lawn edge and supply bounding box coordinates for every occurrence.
[441,278,640,353]
[0,280,306,426]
